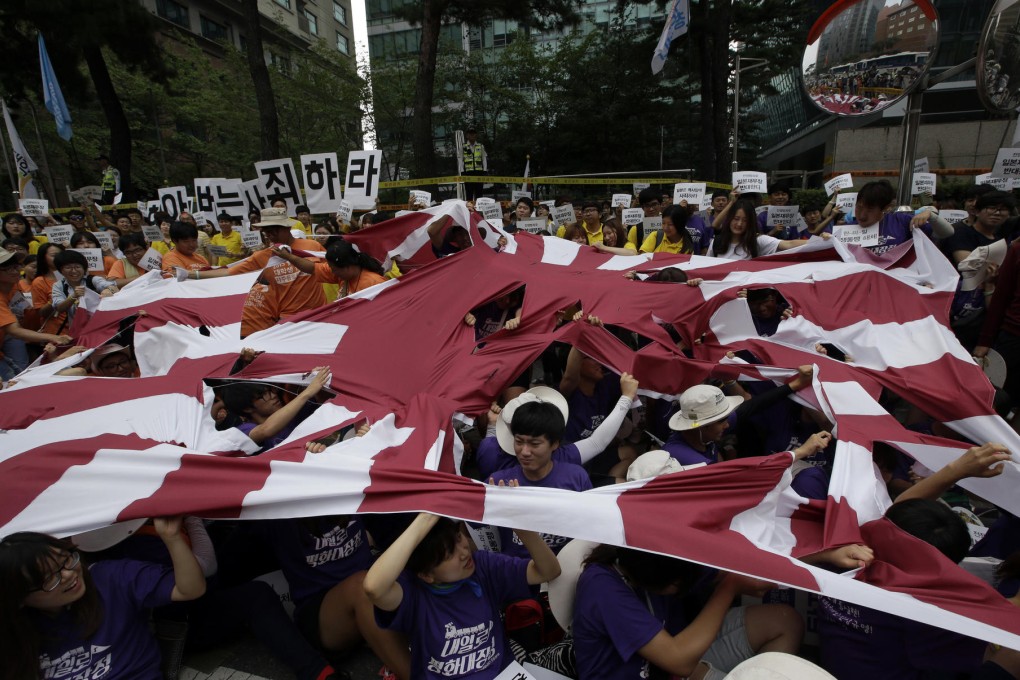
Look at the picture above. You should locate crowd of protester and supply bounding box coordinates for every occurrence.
[3,176,1020,680]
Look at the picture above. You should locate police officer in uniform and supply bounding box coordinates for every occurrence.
[97,154,120,205]
[462,127,487,201]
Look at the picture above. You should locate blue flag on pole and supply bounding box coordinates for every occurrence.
[38,34,72,141]
[651,0,690,75]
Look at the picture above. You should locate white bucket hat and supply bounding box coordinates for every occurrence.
[626,450,685,481]
[494,386,569,454]
[251,207,292,228]
[668,384,742,431]
[723,652,836,679]
[546,538,599,634]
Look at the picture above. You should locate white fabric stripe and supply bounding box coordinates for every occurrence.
[729,460,799,554]
[238,454,374,520]
[596,253,654,271]
[540,236,582,265]
[277,402,361,447]
[347,277,399,300]
[2,444,189,537]
[384,202,474,269]
[101,270,262,310]
[819,381,888,416]
[826,440,890,524]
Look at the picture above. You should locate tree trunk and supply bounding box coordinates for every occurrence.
[82,47,133,200]
[694,0,716,180]
[241,0,280,159]
[412,0,446,180]
[710,0,733,176]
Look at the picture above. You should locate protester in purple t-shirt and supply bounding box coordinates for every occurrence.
[684,210,713,255]
[1,517,206,680]
[364,513,561,680]
[259,515,411,679]
[221,366,331,453]
[842,180,948,255]
[573,544,803,679]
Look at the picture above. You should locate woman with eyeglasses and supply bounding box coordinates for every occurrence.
[220,366,332,451]
[0,517,205,680]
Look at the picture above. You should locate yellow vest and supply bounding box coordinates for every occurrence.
[463,143,485,172]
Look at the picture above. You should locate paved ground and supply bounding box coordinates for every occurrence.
[182,635,383,680]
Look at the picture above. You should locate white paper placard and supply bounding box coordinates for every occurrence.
[343,150,383,210]
[336,200,353,223]
[941,209,969,223]
[914,157,930,174]
[516,219,545,234]
[141,224,164,242]
[673,182,706,208]
[911,172,936,195]
[611,193,631,208]
[206,245,229,260]
[90,231,113,251]
[255,158,301,214]
[494,661,538,680]
[71,248,103,272]
[300,152,343,214]
[410,190,432,207]
[19,198,48,216]
[44,225,73,246]
[754,205,768,215]
[632,182,650,195]
[834,224,880,247]
[475,197,496,206]
[642,215,662,241]
[836,192,858,213]
[767,205,799,226]
[622,208,644,226]
[240,228,264,249]
[193,177,221,225]
[158,186,188,218]
[993,147,1020,183]
[479,203,503,222]
[976,172,1008,189]
[732,171,767,194]
[511,190,532,203]
[824,173,853,196]
[138,248,164,272]
[552,204,575,225]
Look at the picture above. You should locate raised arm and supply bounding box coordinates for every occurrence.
[246,367,331,445]
[895,443,1010,503]
[516,529,562,585]
[269,246,316,275]
[574,372,638,464]
[154,515,207,602]
[364,512,439,611]
[711,190,739,231]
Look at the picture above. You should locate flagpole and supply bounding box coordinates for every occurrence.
[25,98,60,207]
[0,115,16,194]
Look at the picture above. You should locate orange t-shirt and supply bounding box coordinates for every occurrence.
[230,239,326,337]
[161,249,209,274]
[31,274,64,334]
[107,259,150,281]
[311,262,387,297]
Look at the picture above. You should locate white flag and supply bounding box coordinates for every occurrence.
[2,100,40,198]
[651,0,690,75]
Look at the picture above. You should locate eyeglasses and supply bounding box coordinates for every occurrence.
[254,388,276,402]
[61,264,85,272]
[983,207,1008,213]
[34,552,81,592]
[69,215,84,221]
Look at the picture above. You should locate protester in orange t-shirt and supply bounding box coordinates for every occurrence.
[31,243,66,334]
[0,249,72,380]
[188,208,325,337]
[161,222,210,275]
[272,240,387,299]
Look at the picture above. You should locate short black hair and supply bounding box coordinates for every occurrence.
[510,401,565,445]
[966,184,996,200]
[295,205,310,214]
[975,190,1016,212]
[769,182,791,195]
[407,517,466,576]
[516,196,534,210]
[54,249,89,271]
[119,232,147,252]
[711,189,729,200]
[169,221,198,242]
[647,266,688,283]
[885,498,970,564]
[221,381,271,419]
[857,180,896,210]
[582,201,599,211]
[638,188,660,207]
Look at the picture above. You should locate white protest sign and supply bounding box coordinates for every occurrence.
[611,193,631,208]
[44,225,73,246]
[239,178,269,215]
[976,172,1008,189]
[475,197,496,206]
[824,173,853,196]
[240,227,264,250]
[336,200,353,224]
[193,178,222,225]
[911,172,936,195]
[113,192,123,206]
[511,190,532,203]
[211,179,246,219]
[193,212,207,227]
[255,158,302,213]
[754,205,768,215]
[767,205,799,227]
[300,152,342,214]
[914,157,930,174]
[941,209,969,223]
[479,202,503,222]
[136,201,146,213]
[959,239,1008,292]
[410,190,432,207]
[622,208,644,226]
[90,231,113,251]
[343,150,383,210]
[993,147,1020,184]
[145,200,161,224]
[632,182,650,195]
[71,248,103,273]
[138,247,164,272]
[516,219,545,234]
[642,216,662,241]
[732,171,767,194]
[494,661,538,680]
[19,198,48,216]
[834,224,880,247]
[673,183,706,208]
[158,186,188,218]
[465,523,501,552]
[205,245,229,261]
[141,224,164,242]
[836,192,858,213]
[552,204,575,225]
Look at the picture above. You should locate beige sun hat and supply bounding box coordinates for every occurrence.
[494,386,569,454]
[667,384,742,431]
[251,207,293,228]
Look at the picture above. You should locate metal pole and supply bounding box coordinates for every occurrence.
[732,54,741,173]
[26,99,60,207]
[895,90,923,207]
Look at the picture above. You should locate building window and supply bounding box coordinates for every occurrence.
[156,0,189,28]
[274,0,291,10]
[337,32,350,54]
[333,1,348,25]
[304,9,318,34]
[200,15,229,42]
